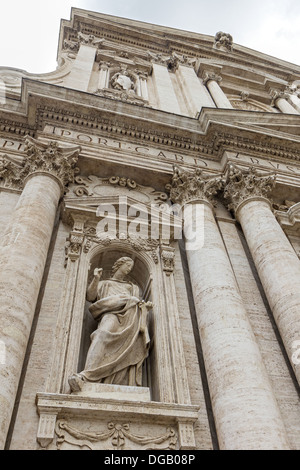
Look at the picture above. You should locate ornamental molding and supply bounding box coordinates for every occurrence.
[55,420,177,451]
[212,132,300,162]
[147,51,196,71]
[3,101,300,163]
[160,245,176,276]
[3,107,300,164]
[223,164,276,213]
[169,165,224,207]
[63,32,105,52]
[68,174,169,204]
[95,88,148,107]
[34,105,300,162]
[83,227,160,264]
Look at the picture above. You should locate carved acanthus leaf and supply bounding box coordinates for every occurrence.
[223,164,276,213]
[161,246,175,276]
[169,165,224,206]
[23,136,81,190]
[0,154,24,190]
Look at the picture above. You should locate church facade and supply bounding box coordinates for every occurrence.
[0,8,300,450]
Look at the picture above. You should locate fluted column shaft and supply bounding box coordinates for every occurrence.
[0,137,80,449]
[170,167,289,450]
[225,165,300,385]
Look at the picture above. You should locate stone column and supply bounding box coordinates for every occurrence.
[286,88,300,113]
[152,62,181,114]
[202,72,233,109]
[288,93,300,112]
[0,136,80,449]
[169,167,289,450]
[271,90,299,114]
[177,65,215,116]
[224,164,300,386]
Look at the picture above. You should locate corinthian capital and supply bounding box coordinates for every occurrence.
[23,136,81,192]
[0,154,24,190]
[169,166,224,207]
[223,164,276,214]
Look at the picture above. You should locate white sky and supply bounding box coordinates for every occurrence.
[1,0,300,74]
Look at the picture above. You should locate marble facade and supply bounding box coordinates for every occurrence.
[0,8,300,450]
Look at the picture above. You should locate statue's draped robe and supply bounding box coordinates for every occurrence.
[81,279,150,386]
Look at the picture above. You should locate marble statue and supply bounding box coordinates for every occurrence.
[69,257,151,391]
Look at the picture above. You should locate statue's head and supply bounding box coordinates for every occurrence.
[111,257,134,277]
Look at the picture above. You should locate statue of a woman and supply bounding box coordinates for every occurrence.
[69,257,151,392]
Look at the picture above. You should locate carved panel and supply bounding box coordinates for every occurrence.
[55,420,177,450]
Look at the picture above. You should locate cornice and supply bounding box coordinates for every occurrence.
[1,79,300,166]
[58,9,300,83]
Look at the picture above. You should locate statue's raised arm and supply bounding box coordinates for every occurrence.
[86,268,103,302]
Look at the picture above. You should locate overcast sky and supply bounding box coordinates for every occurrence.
[1,0,300,73]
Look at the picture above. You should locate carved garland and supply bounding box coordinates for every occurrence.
[55,420,177,450]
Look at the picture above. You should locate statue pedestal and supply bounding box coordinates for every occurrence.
[72,382,151,402]
[36,392,199,450]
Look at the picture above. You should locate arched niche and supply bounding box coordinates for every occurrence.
[77,243,155,393]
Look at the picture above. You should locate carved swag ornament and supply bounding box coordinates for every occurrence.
[55,420,177,450]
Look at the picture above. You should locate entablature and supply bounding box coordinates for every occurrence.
[1,79,300,181]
